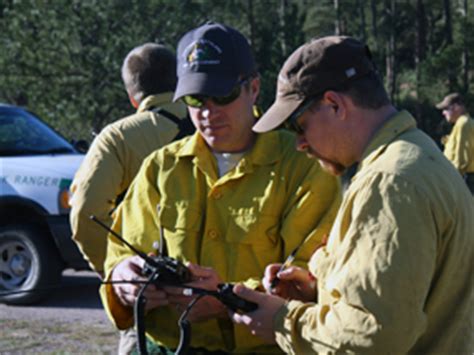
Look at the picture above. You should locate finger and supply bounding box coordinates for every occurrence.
[162,285,189,296]
[128,255,146,271]
[232,284,265,304]
[265,263,283,277]
[145,293,169,310]
[119,293,138,307]
[263,277,281,294]
[167,294,193,305]
[277,266,309,281]
[262,264,282,291]
[145,298,169,311]
[262,277,272,293]
[114,281,138,297]
[112,262,144,283]
[268,284,282,295]
[127,286,168,311]
[114,284,141,306]
[143,287,167,300]
[186,263,216,279]
[231,312,252,326]
[164,286,195,302]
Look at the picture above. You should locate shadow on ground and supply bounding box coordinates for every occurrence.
[41,272,103,309]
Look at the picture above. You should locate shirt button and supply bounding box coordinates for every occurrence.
[208,230,218,239]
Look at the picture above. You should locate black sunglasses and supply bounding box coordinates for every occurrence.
[284,98,316,135]
[182,77,251,108]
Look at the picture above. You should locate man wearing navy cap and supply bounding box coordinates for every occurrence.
[100,23,340,353]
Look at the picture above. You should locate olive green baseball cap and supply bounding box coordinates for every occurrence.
[435,93,463,110]
[253,36,375,132]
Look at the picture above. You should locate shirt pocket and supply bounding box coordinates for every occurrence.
[158,204,203,260]
[225,213,280,251]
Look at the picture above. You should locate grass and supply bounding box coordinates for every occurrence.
[0,318,119,354]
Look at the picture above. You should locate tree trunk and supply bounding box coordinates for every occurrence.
[334,0,341,35]
[415,0,426,125]
[385,0,397,101]
[443,0,456,90]
[279,0,288,57]
[357,0,367,42]
[461,0,469,92]
[246,0,255,47]
[370,0,378,50]
[443,0,452,43]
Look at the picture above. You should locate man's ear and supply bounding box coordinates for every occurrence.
[322,91,347,119]
[250,76,261,103]
[129,94,139,109]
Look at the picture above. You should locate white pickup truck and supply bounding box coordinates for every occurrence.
[0,104,87,304]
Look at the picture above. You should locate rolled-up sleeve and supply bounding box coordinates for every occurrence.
[100,153,162,329]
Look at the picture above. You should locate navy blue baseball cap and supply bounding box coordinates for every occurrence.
[173,22,257,101]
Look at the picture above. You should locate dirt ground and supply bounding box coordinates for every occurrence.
[0,270,119,354]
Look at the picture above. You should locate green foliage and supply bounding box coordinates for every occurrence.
[0,0,472,142]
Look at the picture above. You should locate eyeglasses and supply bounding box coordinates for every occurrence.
[182,77,251,108]
[284,98,316,135]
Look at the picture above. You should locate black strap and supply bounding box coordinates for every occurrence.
[113,109,195,210]
[135,283,150,355]
[176,319,191,355]
[156,109,195,140]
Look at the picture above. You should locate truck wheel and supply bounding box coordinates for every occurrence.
[0,224,62,305]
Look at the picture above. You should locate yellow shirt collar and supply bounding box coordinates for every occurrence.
[137,92,187,119]
[176,130,283,166]
[359,110,417,170]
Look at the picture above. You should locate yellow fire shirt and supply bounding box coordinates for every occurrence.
[274,111,473,354]
[69,93,187,272]
[100,130,341,353]
[443,114,474,174]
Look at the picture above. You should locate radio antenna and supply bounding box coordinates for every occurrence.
[89,215,155,265]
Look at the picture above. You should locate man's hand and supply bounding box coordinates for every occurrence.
[230,284,285,343]
[165,262,227,322]
[263,263,317,302]
[111,255,168,311]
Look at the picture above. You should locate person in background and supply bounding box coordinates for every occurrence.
[100,22,341,354]
[69,42,192,354]
[230,36,473,354]
[436,92,474,193]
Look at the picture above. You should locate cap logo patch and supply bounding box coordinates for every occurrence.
[184,39,222,67]
[345,67,356,78]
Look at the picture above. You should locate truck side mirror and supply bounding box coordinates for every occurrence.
[71,139,89,153]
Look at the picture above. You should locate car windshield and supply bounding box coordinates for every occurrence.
[0,107,75,156]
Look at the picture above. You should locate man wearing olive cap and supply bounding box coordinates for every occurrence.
[100,23,340,354]
[436,92,474,193]
[231,36,473,354]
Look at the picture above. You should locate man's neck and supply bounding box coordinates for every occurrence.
[213,151,246,177]
[353,105,397,163]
